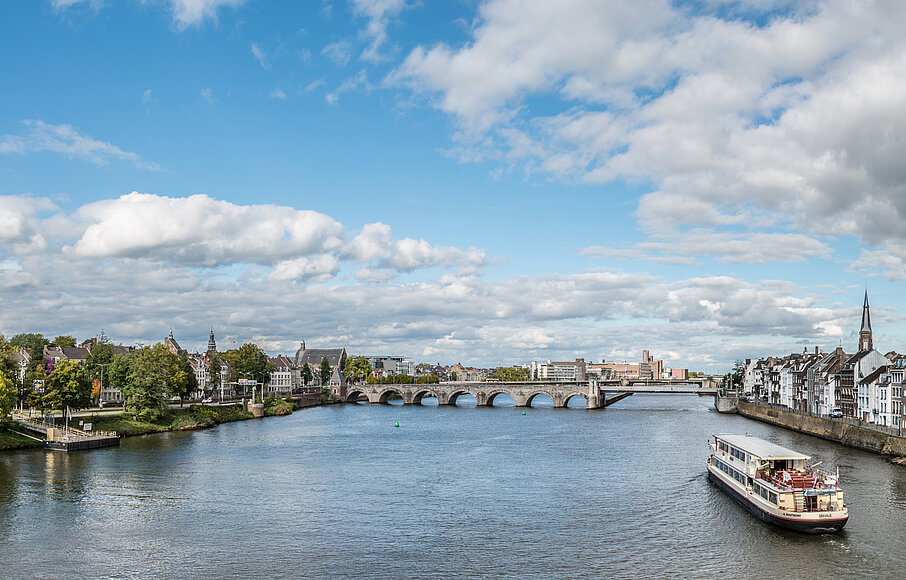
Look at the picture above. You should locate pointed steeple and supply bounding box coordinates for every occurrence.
[859,290,873,352]
[207,328,217,352]
[860,289,871,333]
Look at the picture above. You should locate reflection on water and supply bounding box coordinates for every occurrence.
[1,394,906,578]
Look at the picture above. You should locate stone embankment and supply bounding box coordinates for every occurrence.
[736,400,906,460]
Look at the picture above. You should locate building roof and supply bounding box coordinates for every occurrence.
[716,434,810,461]
[859,365,889,385]
[294,345,346,368]
[45,346,90,360]
[270,355,295,371]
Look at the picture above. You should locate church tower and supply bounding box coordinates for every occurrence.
[207,328,217,352]
[859,290,872,352]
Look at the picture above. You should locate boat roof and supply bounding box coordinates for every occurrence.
[715,434,810,461]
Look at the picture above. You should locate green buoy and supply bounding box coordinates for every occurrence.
[522,411,526,415]
[394,422,399,428]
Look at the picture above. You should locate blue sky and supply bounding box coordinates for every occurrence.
[2,0,906,371]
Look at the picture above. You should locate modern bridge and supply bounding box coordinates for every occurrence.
[344,378,718,410]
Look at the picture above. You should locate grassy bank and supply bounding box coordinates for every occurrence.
[0,427,44,450]
[75,404,256,436]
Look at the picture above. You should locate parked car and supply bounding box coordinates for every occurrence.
[830,407,843,418]
[202,397,213,403]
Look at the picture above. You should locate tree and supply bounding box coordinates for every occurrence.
[0,370,16,424]
[319,357,332,386]
[11,333,49,392]
[451,371,458,381]
[208,356,222,397]
[121,343,179,420]
[300,363,313,387]
[85,333,116,399]
[43,359,91,425]
[724,360,745,391]
[490,367,530,382]
[221,343,272,387]
[172,351,198,406]
[343,356,372,384]
[50,335,77,347]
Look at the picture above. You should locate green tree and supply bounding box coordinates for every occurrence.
[300,363,313,387]
[172,351,199,406]
[221,343,272,387]
[0,369,16,424]
[43,359,91,425]
[208,355,222,397]
[50,335,77,347]
[106,353,133,408]
[121,343,179,420]
[724,360,745,391]
[319,356,332,385]
[11,333,49,392]
[343,356,372,384]
[85,333,116,395]
[490,367,530,381]
[450,371,458,381]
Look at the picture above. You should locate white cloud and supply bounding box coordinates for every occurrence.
[67,192,347,267]
[200,87,215,104]
[50,0,102,13]
[0,196,56,254]
[169,0,246,30]
[269,88,287,100]
[322,40,353,66]
[250,42,269,69]
[268,255,340,282]
[350,0,407,63]
[392,0,906,260]
[583,231,831,265]
[0,120,159,170]
[326,70,369,104]
[141,89,156,104]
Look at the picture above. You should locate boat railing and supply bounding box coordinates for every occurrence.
[756,468,838,492]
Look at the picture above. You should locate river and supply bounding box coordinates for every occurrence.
[1,394,905,579]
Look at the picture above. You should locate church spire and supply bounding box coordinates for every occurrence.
[207,328,217,352]
[860,289,871,333]
[859,290,872,351]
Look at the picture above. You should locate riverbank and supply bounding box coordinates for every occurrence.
[736,399,906,460]
[1,398,317,450]
[0,428,44,450]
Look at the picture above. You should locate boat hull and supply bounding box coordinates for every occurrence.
[708,470,848,534]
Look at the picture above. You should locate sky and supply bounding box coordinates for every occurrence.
[2,0,906,372]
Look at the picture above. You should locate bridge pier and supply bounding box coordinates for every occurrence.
[586,380,603,410]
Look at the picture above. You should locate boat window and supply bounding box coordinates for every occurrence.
[755,484,777,505]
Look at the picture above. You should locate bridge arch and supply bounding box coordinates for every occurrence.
[449,390,477,406]
[412,389,439,405]
[487,391,516,407]
[526,391,555,408]
[563,392,588,409]
[345,389,370,403]
[378,388,406,404]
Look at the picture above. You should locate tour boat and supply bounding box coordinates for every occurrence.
[707,434,848,534]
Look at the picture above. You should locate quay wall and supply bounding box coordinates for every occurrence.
[737,400,906,457]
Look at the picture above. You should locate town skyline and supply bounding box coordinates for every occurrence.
[5,2,906,373]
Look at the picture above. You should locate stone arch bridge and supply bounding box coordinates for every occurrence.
[343,379,717,410]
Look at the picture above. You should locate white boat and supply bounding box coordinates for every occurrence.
[707,434,848,533]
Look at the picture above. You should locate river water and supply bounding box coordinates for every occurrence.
[1,394,905,579]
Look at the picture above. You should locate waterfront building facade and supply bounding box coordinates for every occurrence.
[744,292,903,423]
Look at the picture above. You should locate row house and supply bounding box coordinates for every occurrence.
[265,355,298,396]
[745,292,906,426]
